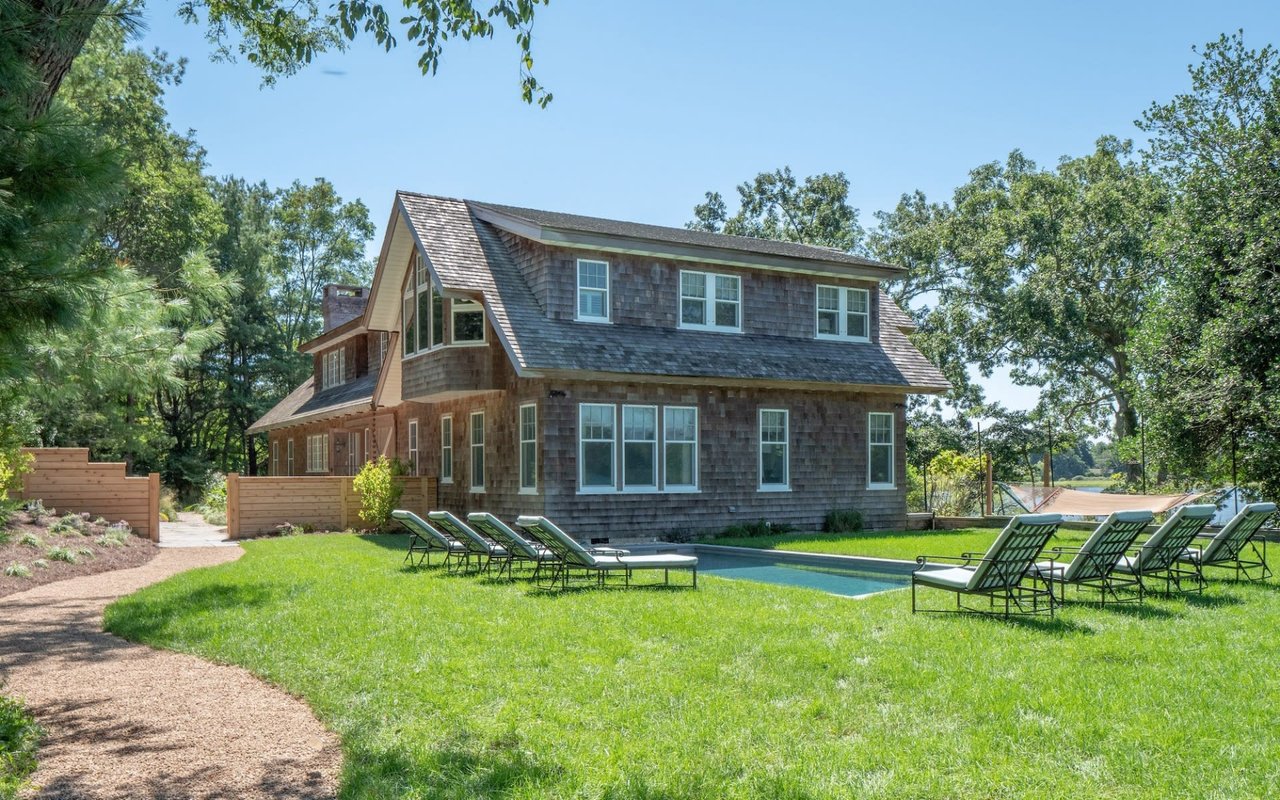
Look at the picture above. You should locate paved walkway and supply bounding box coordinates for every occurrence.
[1,547,341,799]
[159,511,235,548]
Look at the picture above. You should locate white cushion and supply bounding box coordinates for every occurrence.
[592,554,698,570]
[1113,556,1138,573]
[1029,561,1066,580]
[912,566,976,590]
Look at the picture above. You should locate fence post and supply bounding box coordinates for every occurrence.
[227,472,240,539]
[340,477,351,530]
[148,472,160,542]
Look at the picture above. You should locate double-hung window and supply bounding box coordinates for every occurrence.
[306,433,329,473]
[758,409,789,490]
[680,271,741,332]
[321,349,345,389]
[407,419,419,476]
[868,412,895,489]
[287,439,295,475]
[451,299,485,344]
[440,416,453,484]
[622,406,658,491]
[816,285,870,341]
[663,407,698,490]
[576,259,610,322]
[469,411,485,492]
[271,440,279,476]
[579,404,616,491]
[519,404,537,493]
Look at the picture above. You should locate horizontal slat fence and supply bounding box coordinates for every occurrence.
[226,473,436,539]
[19,448,160,541]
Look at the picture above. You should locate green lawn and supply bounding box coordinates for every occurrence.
[105,533,1280,799]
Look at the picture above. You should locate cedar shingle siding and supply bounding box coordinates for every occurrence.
[249,191,949,539]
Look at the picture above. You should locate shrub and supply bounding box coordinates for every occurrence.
[196,474,227,525]
[0,691,43,799]
[927,450,985,516]
[45,547,76,564]
[0,502,17,530]
[92,516,108,527]
[106,522,132,537]
[0,449,32,507]
[159,489,179,523]
[17,534,40,549]
[717,519,792,539]
[30,560,47,570]
[74,547,93,558]
[49,513,86,536]
[824,508,864,533]
[353,457,403,531]
[3,563,30,579]
[96,528,130,547]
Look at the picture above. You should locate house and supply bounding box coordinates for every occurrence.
[247,192,950,537]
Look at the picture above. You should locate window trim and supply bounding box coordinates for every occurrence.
[407,419,419,477]
[306,433,329,474]
[286,438,295,476]
[575,259,611,323]
[663,406,699,492]
[758,408,790,492]
[867,411,896,490]
[621,404,659,492]
[449,298,487,347]
[348,431,359,474]
[271,440,279,476]
[578,403,617,493]
[518,403,538,495]
[678,270,742,333]
[815,285,871,343]
[439,415,453,485]
[321,348,346,390]
[469,411,485,493]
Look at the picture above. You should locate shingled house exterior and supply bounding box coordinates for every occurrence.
[247,192,949,537]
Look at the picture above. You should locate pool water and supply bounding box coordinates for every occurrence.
[695,551,910,598]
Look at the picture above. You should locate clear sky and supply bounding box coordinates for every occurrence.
[138,0,1280,411]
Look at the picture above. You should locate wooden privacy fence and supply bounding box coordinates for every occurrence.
[18,448,160,541]
[225,473,437,539]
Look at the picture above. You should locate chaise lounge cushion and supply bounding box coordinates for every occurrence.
[591,554,699,570]
[912,566,978,590]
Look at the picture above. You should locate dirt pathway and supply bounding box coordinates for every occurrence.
[0,547,341,799]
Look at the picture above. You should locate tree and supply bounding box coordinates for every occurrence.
[688,168,865,251]
[1135,32,1280,496]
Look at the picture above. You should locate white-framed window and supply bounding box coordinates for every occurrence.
[416,251,430,287]
[868,412,896,489]
[664,406,698,491]
[440,416,453,484]
[519,403,537,494]
[679,270,741,332]
[404,253,444,355]
[306,433,329,473]
[348,431,360,474]
[402,285,416,356]
[377,332,387,366]
[622,405,658,491]
[816,285,870,341]
[579,403,616,491]
[451,298,485,344]
[286,438,295,475]
[271,440,279,476]
[469,411,485,492]
[321,348,346,389]
[407,419,419,476]
[759,409,789,491]
[576,259,610,322]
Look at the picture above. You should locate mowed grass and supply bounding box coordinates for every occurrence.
[104,533,1280,799]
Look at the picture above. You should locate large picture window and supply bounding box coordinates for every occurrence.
[470,411,485,492]
[816,285,870,341]
[576,259,610,322]
[404,253,444,355]
[868,412,895,489]
[663,407,698,490]
[306,433,329,473]
[402,293,416,356]
[759,409,789,490]
[622,405,658,490]
[579,404,615,490]
[679,271,741,332]
[440,416,453,484]
[519,404,537,493]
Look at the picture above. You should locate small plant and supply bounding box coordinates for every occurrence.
[92,516,108,527]
[274,521,316,537]
[353,456,403,531]
[30,559,48,569]
[196,474,227,525]
[717,518,791,539]
[106,522,132,537]
[75,547,94,558]
[824,508,864,533]
[96,528,130,547]
[49,513,86,536]
[18,533,40,549]
[3,563,31,579]
[23,499,49,522]
[0,690,43,798]
[46,547,76,564]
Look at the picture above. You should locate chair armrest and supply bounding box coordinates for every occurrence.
[1048,545,1082,556]
[915,554,979,567]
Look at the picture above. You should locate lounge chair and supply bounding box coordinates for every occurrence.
[911,513,1062,617]
[427,510,506,574]
[466,512,558,580]
[515,515,697,589]
[1028,510,1154,604]
[1178,502,1275,582]
[1112,504,1216,595]
[391,509,466,569]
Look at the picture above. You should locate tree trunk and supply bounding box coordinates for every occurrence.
[22,0,111,119]
[1111,351,1142,483]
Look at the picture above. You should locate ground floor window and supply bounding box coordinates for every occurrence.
[519,404,537,493]
[579,404,616,491]
[664,407,698,490]
[622,405,658,491]
[287,439,295,475]
[306,433,329,473]
[470,411,485,492]
[407,419,419,476]
[758,409,789,490]
[271,440,279,476]
[578,403,699,493]
[440,416,453,484]
[868,412,895,488]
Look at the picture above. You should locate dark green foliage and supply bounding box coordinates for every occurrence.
[718,519,793,539]
[823,509,863,533]
[0,693,42,800]
[689,167,864,251]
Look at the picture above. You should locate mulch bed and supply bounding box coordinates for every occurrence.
[0,507,156,598]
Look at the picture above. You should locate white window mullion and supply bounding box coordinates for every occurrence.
[519,404,537,494]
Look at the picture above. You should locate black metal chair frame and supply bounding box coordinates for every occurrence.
[1192,532,1273,583]
[1042,543,1144,605]
[911,553,1057,618]
[467,516,552,581]
[395,514,458,570]
[518,519,696,591]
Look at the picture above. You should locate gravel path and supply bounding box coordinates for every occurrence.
[0,547,341,799]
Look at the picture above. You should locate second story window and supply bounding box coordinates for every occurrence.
[680,271,741,332]
[404,252,444,356]
[321,348,345,389]
[577,259,610,322]
[451,299,485,344]
[816,285,870,342]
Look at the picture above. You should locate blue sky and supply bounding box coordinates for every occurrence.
[139,1,1279,411]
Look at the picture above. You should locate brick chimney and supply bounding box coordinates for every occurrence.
[321,284,368,331]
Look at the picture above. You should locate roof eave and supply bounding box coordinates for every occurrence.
[527,367,950,394]
[246,396,375,434]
